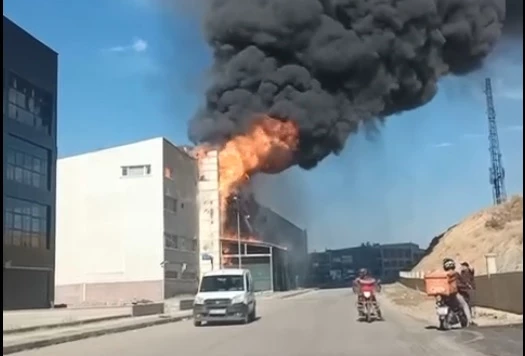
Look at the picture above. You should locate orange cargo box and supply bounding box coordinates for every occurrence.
[424,271,458,296]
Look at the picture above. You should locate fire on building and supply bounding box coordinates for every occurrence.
[196,149,308,292]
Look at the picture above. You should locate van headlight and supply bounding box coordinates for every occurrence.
[231,294,246,305]
[194,296,205,305]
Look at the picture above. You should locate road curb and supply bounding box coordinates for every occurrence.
[3,314,192,355]
[279,289,315,299]
[3,314,132,335]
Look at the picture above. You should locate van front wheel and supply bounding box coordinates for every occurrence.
[249,306,256,322]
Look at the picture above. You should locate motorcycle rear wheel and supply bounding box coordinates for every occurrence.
[439,317,451,331]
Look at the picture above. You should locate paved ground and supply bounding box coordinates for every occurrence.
[3,308,130,332]
[382,283,523,327]
[10,288,521,356]
[452,324,523,356]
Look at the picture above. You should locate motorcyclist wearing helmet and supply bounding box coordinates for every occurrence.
[442,258,472,326]
[353,268,382,319]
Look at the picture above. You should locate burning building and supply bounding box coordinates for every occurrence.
[196,148,308,292]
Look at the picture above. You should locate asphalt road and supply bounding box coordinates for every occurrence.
[11,289,521,356]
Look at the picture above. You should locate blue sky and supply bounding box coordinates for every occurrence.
[4,0,523,251]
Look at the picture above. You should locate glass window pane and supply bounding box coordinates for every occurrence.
[31,233,40,248]
[23,216,31,232]
[23,170,31,185]
[14,167,23,182]
[5,212,14,228]
[22,203,31,215]
[4,229,13,245]
[7,150,15,164]
[8,103,17,119]
[17,91,26,108]
[15,152,24,165]
[31,218,40,232]
[33,157,41,173]
[32,205,40,217]
[24,154,32,169]
[6,165,14,180]
[22,231,31,247]
[14,215,22,229]
[31,172,40,188]
[12,230,21,246]
[8,88,17,103]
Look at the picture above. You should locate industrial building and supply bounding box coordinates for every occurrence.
[308,242,425,286]
[55,138,199,305]
[197,150,308,292]
[379,242,425,282]
[3,16,58,310]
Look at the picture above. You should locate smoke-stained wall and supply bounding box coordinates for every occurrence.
[197,150,221,277]
[251,204,309,287]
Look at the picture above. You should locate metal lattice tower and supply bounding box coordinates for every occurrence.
[484,78,507,205]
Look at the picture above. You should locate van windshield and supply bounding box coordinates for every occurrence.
[199,275,245,292]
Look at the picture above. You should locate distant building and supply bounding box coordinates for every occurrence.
[55,138,199,305]
[379,243,425,282]
[3,16,58,310]
[308,242,425,286]
[308,244,382,287]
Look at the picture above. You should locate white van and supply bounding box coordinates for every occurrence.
[193,269,256,326]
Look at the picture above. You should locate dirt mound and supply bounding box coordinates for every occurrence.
[413,195,523,274]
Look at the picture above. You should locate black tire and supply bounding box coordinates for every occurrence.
[439,317,450,331]
[249,306,256,322]
[194,320,202,327]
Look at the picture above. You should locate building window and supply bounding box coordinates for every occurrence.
[7,72,52,133]
[121,165,151,177]
[6,145,49,190]
[182,271,197,280]
[164,167,173,179]
[164,196,177,213]
[4,197,49,249]
[165,270,179,279]
[164,233,179,249]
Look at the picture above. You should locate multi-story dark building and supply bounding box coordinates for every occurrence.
[3,16,58,310]
[308,244,382,287]
[308,242,426,286]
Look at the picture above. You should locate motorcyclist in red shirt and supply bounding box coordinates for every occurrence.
[352,268,382,319]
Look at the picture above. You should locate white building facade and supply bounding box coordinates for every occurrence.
[55,138,199,305]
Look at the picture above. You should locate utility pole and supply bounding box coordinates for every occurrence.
[484,78,507,205]
[234,196,242,268]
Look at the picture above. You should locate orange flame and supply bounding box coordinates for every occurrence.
[196,115,299,222]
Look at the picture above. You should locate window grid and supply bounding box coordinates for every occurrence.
[164,233,197,252]
[121,165,151,177]
[4,197,49,249]
[164,196,177,213]
[6,147,49,189]
[7,73,52,133]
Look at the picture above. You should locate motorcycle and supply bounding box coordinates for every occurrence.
[435,294,468,330]
[358,283,382,323]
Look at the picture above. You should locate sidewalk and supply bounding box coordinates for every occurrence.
[3,307,132,334]
[3,310,192,355]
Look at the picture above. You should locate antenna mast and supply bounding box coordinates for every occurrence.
[484,78,507,205]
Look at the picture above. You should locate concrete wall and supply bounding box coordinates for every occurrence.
[3,16,58,310]
[197,150,221,276]
[398,271,523,314]
[55,139,165,305]
[162,142,200,297]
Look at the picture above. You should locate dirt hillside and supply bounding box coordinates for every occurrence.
[413,195,523,274]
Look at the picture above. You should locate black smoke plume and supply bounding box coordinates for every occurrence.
[188,0,506,169]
